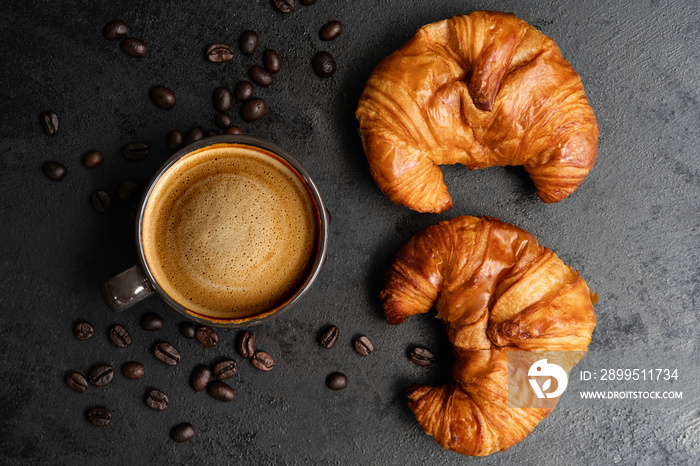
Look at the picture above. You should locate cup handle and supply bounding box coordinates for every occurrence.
[101,265,156,312]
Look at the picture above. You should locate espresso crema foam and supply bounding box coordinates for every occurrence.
[142,143,319,321]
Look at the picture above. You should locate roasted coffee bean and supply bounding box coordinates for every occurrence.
[170,423,195,442]
[74,321,94,340]
[190,365,212,392]
[239,30,258,56]
[185,126,204,145]
[241,98,266,122]
[263,49,282,73]
[146,389,169,411]
[234,81,254,102]
[109,324,131,348]
[154,341,181,366]
[91,190,111,213]
[300,0,317,5]
[319,325,340,349]
[236,331,255,358]
[215,112,232,129]
[313,51,336,78]
[66,372,88,393]
[320,20,343,41]
[40,111,59,135]
[195,326,218,347]
[225,126,243,135]
[252,351,274,371]
[205,129,220,137]
[86,407,112,427]
[150,86,176,110]
[103,19,129,41]
[213,360,238,380]
[273,0,295,13]
[117,179,140,201]
[249,65,274,87]
[122,361,145,380]
[212,86,233,112]
[409,347,436,366]
[167,130,184,150]
[206,43,234,62]
[207,381,235,402]
[140,311,163,331]
[123,142,148,160]
[179,321,196,339]
[42,161,66,181]
[89,365,114,387]
[326,372,347,390]
[354,335,374,356]
[83,150,104,168]
[121,37,147,58]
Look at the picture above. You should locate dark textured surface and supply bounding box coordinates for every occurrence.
[1,0,699,464]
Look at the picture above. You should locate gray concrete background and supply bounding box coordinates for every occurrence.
[0,0,698,464]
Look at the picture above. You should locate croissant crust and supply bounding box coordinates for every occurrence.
[381,216,596,455]
[356,11,599,213]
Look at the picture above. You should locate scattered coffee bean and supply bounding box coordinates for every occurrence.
[167,130,184,150]
[171,423,195,442]
[86,407,112,427]
[179,322,196,339]
[263,49,282,73]
[66,372,88,393]
[90,190,111,213]
[42,161,66,181]
[121,37,147,58]
[206,43,234,62]
[154,341,181,366]
[103,19,129,41]
[225,126,243,135]
[117,179,140,201]
[123,142,148,160]
[320,20,343,41]
[239,30,259,56]
[319,325,340,349]
[313,51,336,78]
[146,389,169,411]
[89,365,114,387]
[234,81,254,102]
[195,326,218,347]
[273,0,295,13]
[326,372,347,390]
[236,331,255,358]
[129,203,138,221]
[122,361,145,380]
[205,129,220,137]
[354,335,374,356]
[190,365,212,392]
[249,65,274,87]
[83,150,104,168]
[212,87,233,112]
[207,381,235,402]
[109,324,132,348]
[185,126,204,145]
[300,0,317,5]
[409,347,436,366]
[140,312,163,331]
[241,98,266,122]
[252,351,274,371]
[73,321,94,340]
[213,360,238,380]
[150,86,176,110]
[215,112,232,129]
[40,111,59,136]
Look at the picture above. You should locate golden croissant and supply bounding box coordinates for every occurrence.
[356,11,599,213]
[381,216,597,456]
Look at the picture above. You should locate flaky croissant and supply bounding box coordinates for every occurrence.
[356,11,599,213]
[381,216,597,456]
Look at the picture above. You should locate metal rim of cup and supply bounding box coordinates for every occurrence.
[134,134,330,328]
